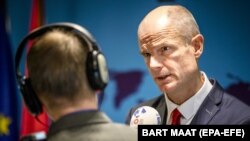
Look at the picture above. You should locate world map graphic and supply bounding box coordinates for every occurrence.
[99,71,250,108]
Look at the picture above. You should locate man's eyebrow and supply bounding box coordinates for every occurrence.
[140,45,149,51]
[140,50,147,54]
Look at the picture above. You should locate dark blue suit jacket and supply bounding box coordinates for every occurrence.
[126,80,250,125]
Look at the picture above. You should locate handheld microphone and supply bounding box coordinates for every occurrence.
[130,106,161,129]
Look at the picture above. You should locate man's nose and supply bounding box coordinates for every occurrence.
[149,56,163,70]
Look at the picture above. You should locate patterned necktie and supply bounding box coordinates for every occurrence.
[171,108,181,125]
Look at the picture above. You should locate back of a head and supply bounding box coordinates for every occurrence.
[138,5,200,43]
[27,28,91,104]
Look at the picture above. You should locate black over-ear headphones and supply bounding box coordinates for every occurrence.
[15,22,109,116]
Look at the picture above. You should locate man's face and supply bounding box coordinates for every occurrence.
[138,28,199,95]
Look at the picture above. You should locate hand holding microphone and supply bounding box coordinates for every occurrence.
[130,106,161,129]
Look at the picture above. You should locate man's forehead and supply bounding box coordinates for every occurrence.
[138,14,171,37]
[139,27,181,43]
[138,29,186,52]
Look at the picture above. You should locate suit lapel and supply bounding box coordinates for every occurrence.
[153,95,168,124]
[190,99,219,124]
[191,80,224,124]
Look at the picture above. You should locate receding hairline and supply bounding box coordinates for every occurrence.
[138,5,200,42]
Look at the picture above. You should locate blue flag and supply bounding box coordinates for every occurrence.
[0,1,20,141]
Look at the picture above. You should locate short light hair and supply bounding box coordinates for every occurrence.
[27,28,89,100]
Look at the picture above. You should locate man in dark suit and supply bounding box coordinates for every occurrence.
[126,5,250,125]
[17,23,137,140]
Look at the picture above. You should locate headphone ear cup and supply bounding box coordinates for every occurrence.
[86,50,109,90]
[19,78,43,116]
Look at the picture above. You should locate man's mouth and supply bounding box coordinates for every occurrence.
[156,75,169,80]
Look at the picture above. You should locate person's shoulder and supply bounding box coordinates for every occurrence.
[105,122,137,140]
[221,94,250,124]
[216,88,250,124]
[223,92,250,110]
[112,122,137,131]
[210,79,250,108]
[211,80,250,110]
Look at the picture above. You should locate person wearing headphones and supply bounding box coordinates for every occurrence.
[15,23,136,141]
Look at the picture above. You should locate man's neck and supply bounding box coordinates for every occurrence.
[166,72,204,105]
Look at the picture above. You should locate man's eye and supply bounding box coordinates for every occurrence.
[161,46,169,51]
[141,52,151,57]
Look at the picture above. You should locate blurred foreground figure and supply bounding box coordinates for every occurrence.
[16,22,137,140]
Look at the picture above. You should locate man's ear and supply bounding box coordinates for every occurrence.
[191,34,204,59]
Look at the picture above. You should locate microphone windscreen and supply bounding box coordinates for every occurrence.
[130,106,161,129]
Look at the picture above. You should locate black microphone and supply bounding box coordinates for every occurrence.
[129,106,161,129]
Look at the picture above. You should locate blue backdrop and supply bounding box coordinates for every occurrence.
[7,0,250,124]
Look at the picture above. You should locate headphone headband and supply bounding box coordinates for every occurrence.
[15,22,98,79]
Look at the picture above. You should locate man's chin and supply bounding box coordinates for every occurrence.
[160,83,176,94]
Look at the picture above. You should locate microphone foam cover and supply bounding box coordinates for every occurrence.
[130,106,161,128]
